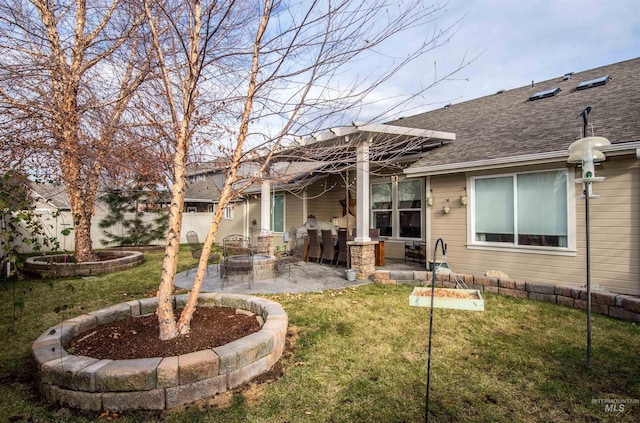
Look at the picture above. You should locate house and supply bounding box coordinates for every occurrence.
[17,58,639,296]
[394,57,640,296]
[247,57,639,295]
[182,162,249,243]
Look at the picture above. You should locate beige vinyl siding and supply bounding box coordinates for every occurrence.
[581,157,639,295]
[248,198,261,230]
[428,174,468,265]
[305,174,351,223]
[429,157,639,295]
[285,192,305,230]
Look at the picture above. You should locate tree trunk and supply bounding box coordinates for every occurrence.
[156,119,190,340]
[175,0,271,336]
[71,202,97,262]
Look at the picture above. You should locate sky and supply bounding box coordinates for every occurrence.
[354,0,640,123]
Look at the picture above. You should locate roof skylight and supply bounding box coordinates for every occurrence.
[576,75,610,91]
[528,87,560,101]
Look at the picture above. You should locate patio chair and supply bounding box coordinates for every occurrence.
[221,234,253,289]
[336,228,349,267]
[306,229,322,263]
[321,229,337,265]
[276,232,306,277]
[186,231,220,276]
[223,234,252,257]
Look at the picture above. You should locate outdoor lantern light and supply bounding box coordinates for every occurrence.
[460,187,468,206]
[427,196,434,207]
[567,134,610,370]
[442,199,450,214]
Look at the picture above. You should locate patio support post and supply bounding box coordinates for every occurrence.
[355,137,371,243]
[261,175,271,232]
[349,135,377,280]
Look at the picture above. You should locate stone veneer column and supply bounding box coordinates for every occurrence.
[257,234,274,256]
[348,241,377,280]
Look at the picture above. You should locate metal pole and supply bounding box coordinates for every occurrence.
[580,106,592,369]
[425,238,445,422]
[585,181,592,369]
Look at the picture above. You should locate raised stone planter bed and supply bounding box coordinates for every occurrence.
[104,245,165,253]
[32,293,288,411]
[24,250,144,278]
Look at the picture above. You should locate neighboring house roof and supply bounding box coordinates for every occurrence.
[184,179,221,203]
[29,181,72,211]
[395,57,640,175]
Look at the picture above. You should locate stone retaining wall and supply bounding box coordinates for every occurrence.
[25,251,144,277]
[104,245,165,253]
[32,293,288,411]
[374,270,640,323]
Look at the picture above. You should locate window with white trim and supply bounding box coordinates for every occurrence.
[472,170,568,248]
[271,194,284,232]
[224,205,233,220]
[398,179,422,238]
[371,179,423,239]
[372,183,392,236]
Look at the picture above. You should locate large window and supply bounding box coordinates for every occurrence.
[398,179,422,238]
[472,170,568,248]
[371,179,423,239]
[372,183,392,236]
[271,194,284,233]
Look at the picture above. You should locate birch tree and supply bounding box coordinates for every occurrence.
[142,0,468,340]
[0,0,152,262]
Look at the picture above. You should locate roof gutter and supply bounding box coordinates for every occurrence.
[404,141,640,177]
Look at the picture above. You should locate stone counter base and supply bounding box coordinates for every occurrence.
[32,293,288,411]
[374,270,640,323]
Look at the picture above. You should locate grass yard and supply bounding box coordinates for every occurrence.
[1,248,638,422]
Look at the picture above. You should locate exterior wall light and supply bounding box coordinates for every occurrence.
[443,199,450,214]
[427,197,434,207]
[460,187,468,206]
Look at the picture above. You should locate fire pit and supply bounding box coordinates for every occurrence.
[224,254,276,283]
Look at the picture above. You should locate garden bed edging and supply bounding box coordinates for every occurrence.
[374,270,640,323]
[32,293,288,411]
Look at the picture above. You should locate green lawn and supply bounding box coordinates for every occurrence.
[1,248,638,422]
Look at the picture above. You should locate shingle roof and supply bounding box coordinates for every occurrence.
[394,57,640,171]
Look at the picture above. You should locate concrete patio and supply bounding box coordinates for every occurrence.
[174,259,426,294]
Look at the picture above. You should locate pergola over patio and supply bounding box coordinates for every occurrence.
[263,121,456,279]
